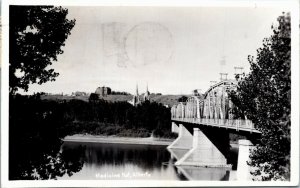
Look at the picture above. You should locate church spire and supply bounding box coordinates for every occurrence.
[136,83,139,103]
[136,83,139,96]
[146,83,148,94]
[144,82,150,101]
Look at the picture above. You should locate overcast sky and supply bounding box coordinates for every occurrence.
[25,6,286,95]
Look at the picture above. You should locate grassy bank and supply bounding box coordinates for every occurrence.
[63,134,174,146]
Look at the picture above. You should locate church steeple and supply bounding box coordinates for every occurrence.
[130,83,151,106]
[136,84,139,96]
[135,84,139,104]
[144,83,150,101]
[146,83,148,94]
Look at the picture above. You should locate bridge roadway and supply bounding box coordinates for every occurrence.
[171,117,261,134]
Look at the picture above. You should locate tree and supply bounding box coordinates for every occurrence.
[9,95,84,179]
[230,13,291,180]
[9,6,76,94]
[89,93,99,102]
[178,96,188,102]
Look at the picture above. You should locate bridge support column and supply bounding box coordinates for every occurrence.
[237,139,255,181]
[171,122,179,134]
[167,124,193,150]
[175,128,230,167]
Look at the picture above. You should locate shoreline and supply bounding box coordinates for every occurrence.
[63,134,174,146]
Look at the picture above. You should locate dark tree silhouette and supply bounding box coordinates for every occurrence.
[178,96,188,102]
[9,94,84,180]
[89,93,99,102]
[230,13,291,180]
[9,6,76,94]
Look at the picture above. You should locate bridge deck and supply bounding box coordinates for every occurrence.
[171,118,261,134]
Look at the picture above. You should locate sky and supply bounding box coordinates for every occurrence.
[25,6,286,95]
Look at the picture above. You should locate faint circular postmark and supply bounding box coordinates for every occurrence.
[124,22,173,67]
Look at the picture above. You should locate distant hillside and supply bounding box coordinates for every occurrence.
[149,94,189,107]
[99,95,133,102]
[41,93,189,107]
[41,95,90,102]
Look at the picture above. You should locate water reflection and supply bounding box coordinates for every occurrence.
[59,142,185,180]
[177,166,230,181]
[58,142,238,181]
[9,138,85,180]
[10,137,238,181]
[168,145,238,181]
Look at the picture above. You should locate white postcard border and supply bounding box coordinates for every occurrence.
[1,0,299,187]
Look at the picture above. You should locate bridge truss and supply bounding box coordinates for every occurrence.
[171,80,259,133]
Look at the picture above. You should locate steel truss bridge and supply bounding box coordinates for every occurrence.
[171,79,260,133]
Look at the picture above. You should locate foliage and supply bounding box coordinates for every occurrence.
[178,96,188,102]
[64,121,151,137]
[88,93,99,102]
[9,94,84,180]
[59,99,172,135]
[230,13,291,180]
[9,6,75,94]
[111,91,130,95]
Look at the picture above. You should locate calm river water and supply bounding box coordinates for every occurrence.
[58,141,237,180]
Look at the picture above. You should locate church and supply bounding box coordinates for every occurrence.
[128,84,150,106]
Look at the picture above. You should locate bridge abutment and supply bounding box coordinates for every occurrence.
[237,139,255,181]
[175,128,230,167]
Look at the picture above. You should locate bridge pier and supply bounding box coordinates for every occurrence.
[237,139,255,181]
[171,122,179,134]
[168,123,193,150]
[175,128,231,167]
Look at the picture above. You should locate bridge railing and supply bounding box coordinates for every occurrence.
[171,117,256,132]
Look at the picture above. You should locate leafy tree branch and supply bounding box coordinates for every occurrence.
[230,13,291,181]
[9,6,76,94]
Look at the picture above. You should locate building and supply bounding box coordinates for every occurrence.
[143,84,150,101]
[130,84,140,106]
[128,84,151,106]
[193,89,202,96]
[72,91,87,96]
[95,86,111,97]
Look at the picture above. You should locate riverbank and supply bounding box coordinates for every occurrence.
[63,134,175,146]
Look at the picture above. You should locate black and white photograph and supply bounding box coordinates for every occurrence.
[1,0,299,187]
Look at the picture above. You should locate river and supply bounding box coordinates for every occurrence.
[58,141,238,180]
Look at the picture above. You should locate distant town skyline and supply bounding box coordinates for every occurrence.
[22,6,286,95]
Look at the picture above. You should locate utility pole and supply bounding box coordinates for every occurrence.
[234,66,244,80]
[220,73,228,81]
